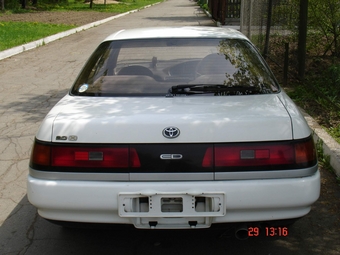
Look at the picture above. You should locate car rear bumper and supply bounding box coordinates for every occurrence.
[27,170,320,229]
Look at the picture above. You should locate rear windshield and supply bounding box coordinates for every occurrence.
[70,38,279,97]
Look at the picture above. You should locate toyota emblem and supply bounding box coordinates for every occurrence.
[162,127,180,139]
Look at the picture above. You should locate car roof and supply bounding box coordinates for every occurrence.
[103,26,249,42]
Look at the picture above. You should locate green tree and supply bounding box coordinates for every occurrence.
[271,0,340,57]
[309,0,340,56]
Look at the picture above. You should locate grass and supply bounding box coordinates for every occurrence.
[286,81,340,144]
[0,22,76,51]
[283,60,340,145]
[0,0,161,51]
[9,0,162,13]
[59,0,161,13]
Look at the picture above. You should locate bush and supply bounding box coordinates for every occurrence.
[317,64,340,102]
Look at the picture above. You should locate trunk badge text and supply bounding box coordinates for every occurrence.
[56,135,78,141]
[162,127,180,139]
[160,154,183,160]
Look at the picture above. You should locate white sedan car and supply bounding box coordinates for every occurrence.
[28,27,320,234]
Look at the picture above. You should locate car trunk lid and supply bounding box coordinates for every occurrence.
[49,94,292,144]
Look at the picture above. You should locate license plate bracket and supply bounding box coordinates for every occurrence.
[118,192,225,218]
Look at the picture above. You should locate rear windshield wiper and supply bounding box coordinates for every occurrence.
[168,84,261,96]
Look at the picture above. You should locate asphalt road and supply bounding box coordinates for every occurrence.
[0,0,339,254]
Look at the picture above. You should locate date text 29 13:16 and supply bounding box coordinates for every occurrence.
[248,227,289,237]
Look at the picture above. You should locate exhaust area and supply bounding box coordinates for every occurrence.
[235,224,249,240]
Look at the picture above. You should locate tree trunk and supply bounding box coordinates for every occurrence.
[298,0,308,80]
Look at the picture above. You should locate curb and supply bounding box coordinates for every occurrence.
[0,2,160,61]
[301,108,340,177]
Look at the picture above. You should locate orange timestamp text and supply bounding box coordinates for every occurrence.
[248,226,289,237]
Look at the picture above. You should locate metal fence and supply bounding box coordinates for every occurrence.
[201,1,339,111]
[240,0,300,82]
[198,0,241,25]
[225,0,241,18]
[200,0,301,81]
[225,0,241,24]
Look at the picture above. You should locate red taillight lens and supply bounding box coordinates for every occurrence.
[202,137,316,168]
[129,148,141,168]
[31,142,51,166]
[294,138,316,164]
[202,147,213,167]
[30,141,141,169]
[214,144,295,167]
[52,147,130,168]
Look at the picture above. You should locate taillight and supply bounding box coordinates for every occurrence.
[294,138,316,164]
[31,142,51,166]
[129,148,141,168]
[52,147,130,168]
[30,140,141,169]
[202,137,316,169]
